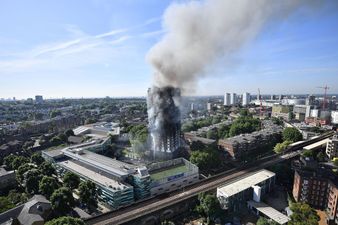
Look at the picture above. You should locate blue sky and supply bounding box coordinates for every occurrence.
[0,0,338,99]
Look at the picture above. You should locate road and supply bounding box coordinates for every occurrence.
[86,132,333,225]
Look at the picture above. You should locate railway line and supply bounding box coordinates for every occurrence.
[86,131,334,225]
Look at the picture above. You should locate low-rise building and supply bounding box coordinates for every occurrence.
[292,157,338,224]
[0,195,51,225]
[217,169,275,212]
[43,138,199,209]
[0,167,16,190]
[326,134,338,160]
[327,179,338,225]
[272,105,292,121]
[148,158,199,197]
[218,123,282,160]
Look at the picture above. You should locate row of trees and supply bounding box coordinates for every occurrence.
[2,153,97,215]
[274,127,303,153]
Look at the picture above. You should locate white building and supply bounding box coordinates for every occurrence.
[217,169,275,211]
[207,102,212,111]
[326,135,338,160]
[310,109,319,118]
[224,93,231,106]
[331,111,338,124]
[242,92,250,106]
[230,93,237,105]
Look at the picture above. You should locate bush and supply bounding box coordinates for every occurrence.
[282,127,302,142]
[273,140,292,154]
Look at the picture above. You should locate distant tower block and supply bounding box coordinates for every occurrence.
[224,93,230,106]
[242,92,250,106]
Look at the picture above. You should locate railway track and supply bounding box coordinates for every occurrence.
[86,131,334,225]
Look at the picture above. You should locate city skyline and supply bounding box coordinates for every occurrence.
[1,0,338,99]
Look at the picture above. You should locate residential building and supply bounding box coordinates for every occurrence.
[242,92,250,106]
[0,195,51,225]
[230,93,237,105]
[207,102,212,111]
[293,105,308,121]
[272,105,292,121]
[34,95,43,104]
[218,122,282,160]
[331,111,338,124]
[326,134,338,160]
[306,95,316,106]
[292,156,338,224]
[326,180,338,225]
[224,93,231,106]
[217,169,275,212]
[0,167,16,190]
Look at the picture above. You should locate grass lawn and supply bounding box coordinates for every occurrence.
[150,164,189,181]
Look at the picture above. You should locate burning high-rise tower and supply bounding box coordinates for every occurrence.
[147,86,181,160]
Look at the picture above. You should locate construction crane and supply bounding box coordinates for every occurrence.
[317,85,330,110]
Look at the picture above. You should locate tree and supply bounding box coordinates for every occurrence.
[0,196,15,213]
[39,176,59,199]
[206,129,217,139]
[196,193,222,224]
[282,127,302,142]
[3,154,16,170]
[45,216,84,225]
[271,117,283,126]
[50,187,75,215]
[333,157,338,166]
[57,133,68,143]
[190,141,206,151]
[64,129,75,137]
[302,149,314,158]
[316,152,325,162]
[16,163,35,182]
[78,180,97,209]
[50,110,62,118]
[39,162,56,176]
[63,172,80,190]
[25,169,42,194]
[31,152,45,165]
[11,156,29,170]
[273,140,292,154]
[189,147,220,171]
[289,203,319,225]
[256,217,278,225]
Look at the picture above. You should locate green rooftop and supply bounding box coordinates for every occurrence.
[150,164,189,181]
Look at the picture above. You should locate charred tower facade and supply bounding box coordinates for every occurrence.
[147,86,181,160]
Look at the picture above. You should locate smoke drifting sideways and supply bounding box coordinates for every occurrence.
[146,0,324,157]
[146,0,322,91]
[147,87,181,157]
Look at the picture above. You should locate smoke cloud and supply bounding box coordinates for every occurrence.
[147,0,319,91]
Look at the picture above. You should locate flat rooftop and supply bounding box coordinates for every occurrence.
[150,164,189,181]
[62,149,137,178]
[218,170,275,197]
[248,200,290,224]
[58,160,131,191]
